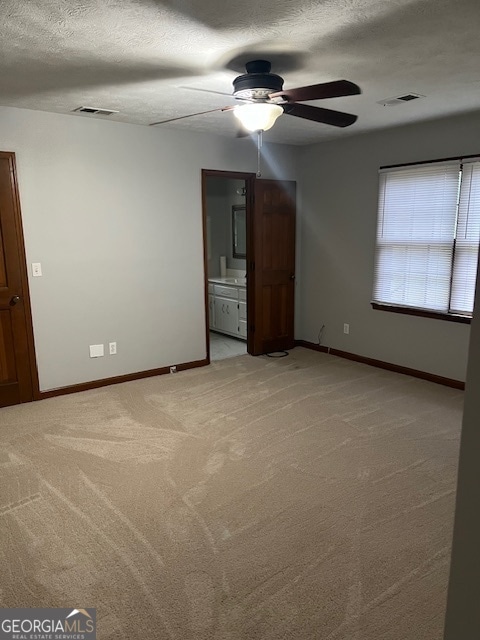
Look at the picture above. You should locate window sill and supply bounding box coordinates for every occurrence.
[371,302,472,324]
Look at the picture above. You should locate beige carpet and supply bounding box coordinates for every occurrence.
[0,348,463,639]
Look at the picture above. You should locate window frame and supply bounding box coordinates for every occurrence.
[371,153,480,324]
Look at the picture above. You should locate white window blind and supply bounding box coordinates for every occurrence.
[373,162,461,312]
[450,161,480,314]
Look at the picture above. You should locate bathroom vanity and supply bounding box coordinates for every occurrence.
[208,277,247,340]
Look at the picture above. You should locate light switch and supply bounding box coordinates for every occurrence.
[32,262,42,277]
[89,344,104,358]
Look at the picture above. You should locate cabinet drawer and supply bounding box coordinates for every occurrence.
[238,288,247,301]
[239,301,247,320]
[214,285,238,299]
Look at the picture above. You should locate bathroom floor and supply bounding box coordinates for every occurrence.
[209,331,247,361]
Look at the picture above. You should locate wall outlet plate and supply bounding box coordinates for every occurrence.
[343,323,350,335]
[89,344,104,358]
[170,365,177,373]
[32,262,42,277]
[109,342,117,355]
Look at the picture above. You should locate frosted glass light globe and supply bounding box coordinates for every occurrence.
[234,103,283,132]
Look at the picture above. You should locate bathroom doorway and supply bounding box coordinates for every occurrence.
[203,170,254,361]
[202,169,297,362]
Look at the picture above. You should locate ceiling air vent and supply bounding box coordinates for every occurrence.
[377,93,425,107]
[73,106,119,116]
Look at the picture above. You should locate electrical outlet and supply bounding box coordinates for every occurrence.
[109,342,117,355]
[343,323,350,335]
[170,365,177,374]
[89,344,104,358]
[32,262,42,277]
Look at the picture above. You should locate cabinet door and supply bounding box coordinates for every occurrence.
[209,294,215,329]
[214,297,239,336]
[238,302,247,339]
[223,299,239,335]
[239,320,247,338]
[214,298,225,332]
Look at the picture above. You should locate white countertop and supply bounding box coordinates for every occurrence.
[208,276,246,288]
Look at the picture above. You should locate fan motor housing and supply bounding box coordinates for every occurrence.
[233,60,284,101]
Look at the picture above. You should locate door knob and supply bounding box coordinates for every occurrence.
[10,295,20,305]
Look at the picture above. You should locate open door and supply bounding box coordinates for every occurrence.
[0,152,37,407]
[248,179,296,355]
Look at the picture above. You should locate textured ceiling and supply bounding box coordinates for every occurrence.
[1,0,480,144]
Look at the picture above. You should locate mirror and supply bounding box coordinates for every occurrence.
[232,205,246,259]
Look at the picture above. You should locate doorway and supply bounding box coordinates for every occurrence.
[202,169,297,362]
[202,170,255,362]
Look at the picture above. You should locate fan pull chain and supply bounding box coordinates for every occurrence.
[256,130,263,177]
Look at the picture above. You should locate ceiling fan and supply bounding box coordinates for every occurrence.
[150,59,361,132]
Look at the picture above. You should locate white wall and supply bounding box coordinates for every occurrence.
[0,106,298,390]
[297,111,480,381]
[206,178,246,278]
[206,178,230,278]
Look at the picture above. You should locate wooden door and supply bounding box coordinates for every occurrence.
[248,179,296,355]
[0,152,36,407]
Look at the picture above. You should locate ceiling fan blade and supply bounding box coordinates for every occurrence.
[179,86,235,98]
[283,103,357,127]
[270,80,361,103]
[179,86,253,104]
[150,106,234,126]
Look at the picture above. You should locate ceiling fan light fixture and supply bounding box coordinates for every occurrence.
[233,103,283,132]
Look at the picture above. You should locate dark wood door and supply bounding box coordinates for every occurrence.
[248,179,296,355]
[0,152,35,407]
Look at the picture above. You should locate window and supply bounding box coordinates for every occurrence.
[372,157,480,319]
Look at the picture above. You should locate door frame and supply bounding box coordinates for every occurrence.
[1,151,40,401]
[201,169,256,362]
